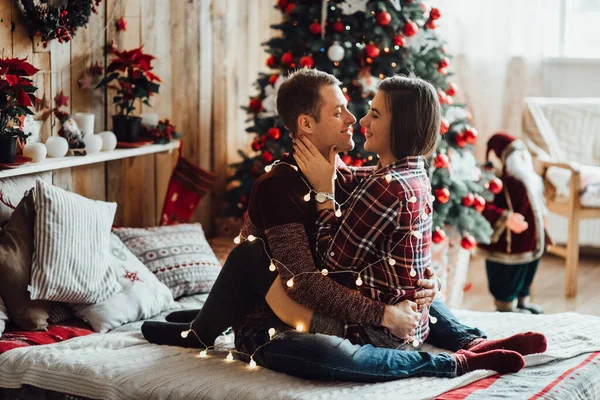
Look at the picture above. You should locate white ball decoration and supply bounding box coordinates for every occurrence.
[97,131,117,151]
[23,143,47,163]
[83,134,103,154]
[327,43,345,62]
[45,136,69,158]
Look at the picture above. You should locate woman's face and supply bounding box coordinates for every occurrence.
[360,91,392,157]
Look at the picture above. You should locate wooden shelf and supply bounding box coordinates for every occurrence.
[0,140,180,179]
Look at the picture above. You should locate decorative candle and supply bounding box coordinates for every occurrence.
[73,112,95,137]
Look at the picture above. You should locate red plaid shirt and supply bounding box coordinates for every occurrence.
[320,156,432,345]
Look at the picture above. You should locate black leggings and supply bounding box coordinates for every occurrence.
[141,240,277,347]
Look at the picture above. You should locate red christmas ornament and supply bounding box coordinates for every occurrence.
[489,178,503,194]
[430,7,442,20]
[440,119,449,135]
[54,91,69,108]
[394,34,406,47]
[266,56,277,68]
[365,44,380,58]
[439,57,450,68]
[437,90,447,105]
[403,21,418,37]
[341,155,353,165]
[262,151,274,164]
[376,11,392,26]
[277,0,288,10]
[433,153,450,169]
[463,127,478,144]
[286,3,295,14]
[267,127,281,140]
[281,52,293,65]
[461,235,477,250]
[299,55,314,68]
[344,93,351,103]
[333,20,345,33]
[462,193,475,207]
[432,228,446,244]
[438,66,448,75]
[251,140,261,151]
[352,158,364,167]
[249,98,263,113]
[116,16,127,32]
[269,74,279,85]
[455,133,467,148]
[435,188,450,204]
[240,195,249,206]
[309,21,322,35]
[473,195,486,212]
[445,82,458,96]
[425,19,437,30]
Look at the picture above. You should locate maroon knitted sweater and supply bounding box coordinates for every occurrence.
[234,154,386,334]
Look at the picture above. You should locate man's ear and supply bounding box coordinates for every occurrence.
[297,114,314,134]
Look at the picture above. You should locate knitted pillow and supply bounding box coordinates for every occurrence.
[113,224,221,298]
[30,180,122,304]
[0,297,8,337]
[72,233,175,333]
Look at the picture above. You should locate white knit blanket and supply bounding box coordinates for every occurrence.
[1,307,600,400]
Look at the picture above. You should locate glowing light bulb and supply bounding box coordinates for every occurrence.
[265,165,272,172]
[181,330,189,338]
[199,350,207,358]
[412,339,420,347]
[268,328,276,338]
[247,235,256,242]
[430,316,438,324]
[303,193,311,202]
[385,174,392,183]
[335,209,342,217]
[410,269,417,277]
[411,231,423,239]
[269,261,276,272]
[388,258,396,266]
[249,358,257,368]
[356,276,363,286]
[226,351,234,361]
[287,278,294,287]
[321,269,329,276]
[296,324,304,332]
[233,235,241,244]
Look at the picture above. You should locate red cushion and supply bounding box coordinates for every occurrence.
[0,320,94,354]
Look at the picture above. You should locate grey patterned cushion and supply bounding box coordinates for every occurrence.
[112,224,221,298]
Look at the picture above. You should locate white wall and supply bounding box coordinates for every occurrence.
[543,58,600,97]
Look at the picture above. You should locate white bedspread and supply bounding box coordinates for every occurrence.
[1,298,599,400]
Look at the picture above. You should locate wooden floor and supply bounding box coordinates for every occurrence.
[462,253,600,316]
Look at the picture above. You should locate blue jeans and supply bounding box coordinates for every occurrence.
[236,299,485,382]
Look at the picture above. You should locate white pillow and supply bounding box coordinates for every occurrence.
[72,234,175,333]
[0,296,8,337]
[30,180,122,304]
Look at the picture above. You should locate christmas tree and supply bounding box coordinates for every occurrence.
[223,0,501,247]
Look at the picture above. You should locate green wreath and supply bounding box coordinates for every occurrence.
[18,0,102,48]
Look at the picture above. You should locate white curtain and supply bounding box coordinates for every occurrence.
[433,0,547,160]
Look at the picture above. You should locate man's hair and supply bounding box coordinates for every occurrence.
[276,68,341,134]
[378,75,441,159]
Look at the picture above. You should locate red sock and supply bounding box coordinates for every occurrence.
[465,332,547,356]
[454,349,525,375]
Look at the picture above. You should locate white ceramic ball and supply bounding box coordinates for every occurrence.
[97,131,117,151]
[23,142,47,162]
[83,134,103,154]
[327,43,345,62]
[45,136,69,158]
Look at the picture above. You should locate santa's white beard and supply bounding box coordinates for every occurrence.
[504,150,547,215]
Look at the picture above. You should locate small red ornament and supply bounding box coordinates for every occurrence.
[440,119,449,135]
[365,44,380,58]
[489,178,503,194]
[435,188,450,204]
[437,90,447,105]
[455,133,467,148]
[352,158,364,167]
[116,16,127,32]
[425,19,437,30]
[249,98,263,113]
[394,34,405,47]
[445,82,458,96]
[267,127,281,140]
[439,57,450,68]
[54,91,69,108]
[90,61,103,76]
[430,7,442,20]
[433,153,450,169]
[376,11,392,26]
[286,3,295,14]
[341,155,353,165]
[277,0,288,10]
[281,52,294,65]
[461,235,477,250]
[403,21,418,37]
[432,228,446,244]
[299,55,314,68]
[251,140,261,151]
[473,195,486,212]
[266,56,277,68]
[344,93,351,103]
[309,21,322,35]
[262,151,274,164]
[333,20,345,33]
[438,66,448,75]
[463,127,478,144]
[269,74,279,85]
[462,193,475,207]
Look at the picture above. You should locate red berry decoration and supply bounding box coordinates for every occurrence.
[462,193,475,207]
[376,11,392,26]
[286,3,295,14]
[251,140,261,151]
[394,34,405,47]
[435,188,450,204]
[473,195,486,212]
[267,127,281,140]
[433,153,450,169]
[461,235,477,250]
[353,158,364,167]
[299,55,314,68]
[439,57,450,68]
[266,56,277,68]
[455,133,467,148]
[463,127,478,145]
[333,20,345,33]
[281,52,293,65]
[341,155,353,165]
[262,151,274,164]
[432,228,447,244]
[445,82,458,96]
[269,74,279,85]
[277,0,288,10]
[403,21,418,37]
[430,7,442,20]
[249,98,263,113]
[309,21,322,35]
[440,119,449,135]
[365,44,380,58]
[489,178,503,194]
[425,19,437,30]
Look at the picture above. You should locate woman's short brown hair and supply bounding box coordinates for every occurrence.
[276,68,341,134]
[378,75,441,159]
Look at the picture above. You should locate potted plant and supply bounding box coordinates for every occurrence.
[95,46,161,142]
[0,57,38,163]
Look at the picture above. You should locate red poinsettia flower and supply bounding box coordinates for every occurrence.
[145,71,162,82]
[0,57,39,76]
[107,46,156,73]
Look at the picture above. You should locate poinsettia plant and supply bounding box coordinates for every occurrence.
[0,57,38,141]
[140,118,182,144]
[95,46,161,116]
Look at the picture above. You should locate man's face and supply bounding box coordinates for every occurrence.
[307,85,356,154]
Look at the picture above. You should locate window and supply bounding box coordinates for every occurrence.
[544,0,600,59]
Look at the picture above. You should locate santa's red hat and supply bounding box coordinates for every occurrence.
[486,132,517,161]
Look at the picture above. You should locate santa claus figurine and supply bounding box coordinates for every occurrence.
[478,133,552,314]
